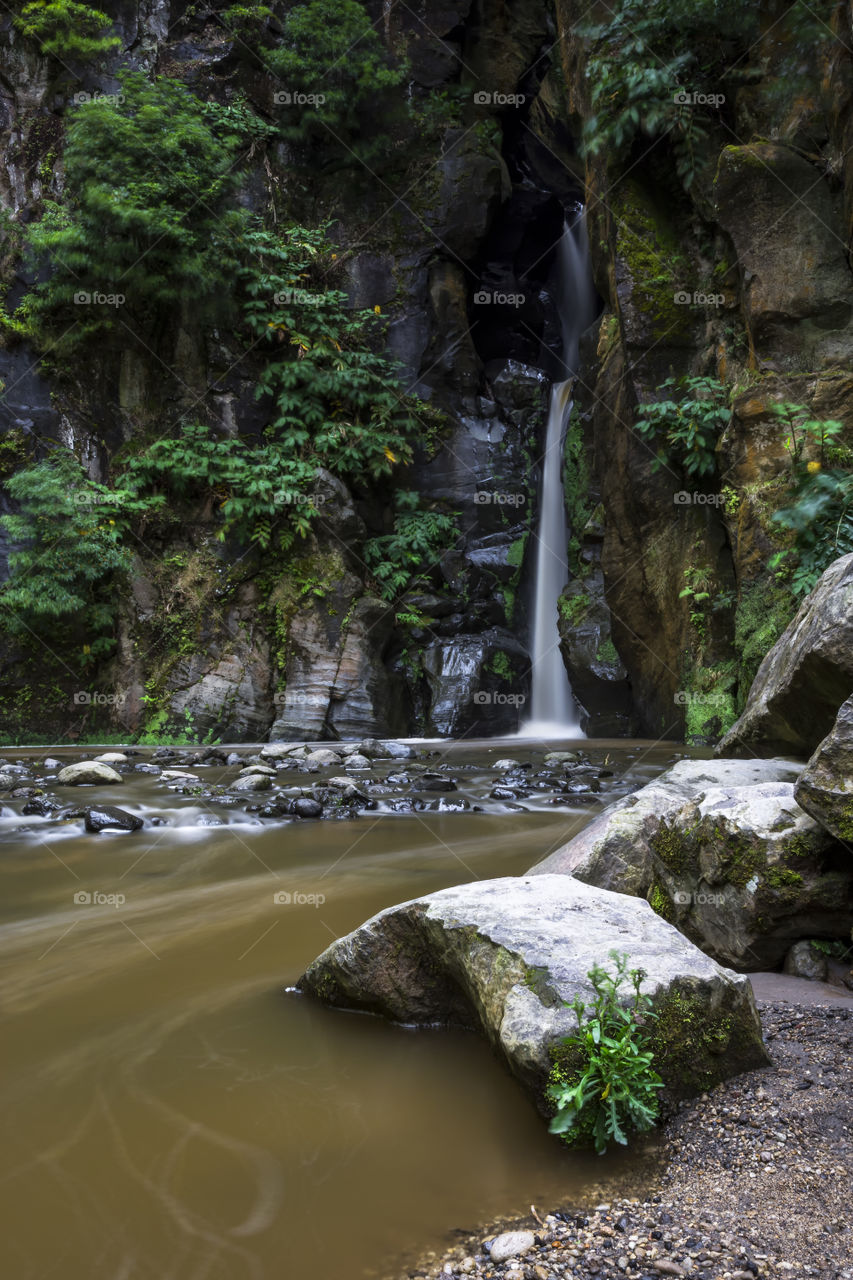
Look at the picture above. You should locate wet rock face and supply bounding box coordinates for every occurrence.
[795,694,853,842]
[719,553,853,758]
[298,874,768,1106]
[714,143,853,368]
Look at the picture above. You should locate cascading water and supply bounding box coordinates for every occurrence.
[523,213,599,737]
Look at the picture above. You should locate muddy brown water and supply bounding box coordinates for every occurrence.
[0,738,694,1280]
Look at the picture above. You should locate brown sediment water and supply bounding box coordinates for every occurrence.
[0,739,686,1279]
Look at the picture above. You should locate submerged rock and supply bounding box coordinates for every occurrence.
[795,694,853,842]
[57,762,124,786]
[298,875,768,1108]
[84,805,143,834]
[718,552,853,758]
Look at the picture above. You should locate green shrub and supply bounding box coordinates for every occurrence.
[771,469,853,597]
[267,0,404,160]
[17,72,251,346]
[15,0,121,62]
[634,375,729,478]
[548,951,663,1154]
[364,491,458,601]
[0,448,156,662]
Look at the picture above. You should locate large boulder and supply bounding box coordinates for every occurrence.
[299,875,768,1109]
[57,762,124,786]
[529,758,801,894]
[795,694,853,842]
[718,553,853,758]
[529,758,853,970]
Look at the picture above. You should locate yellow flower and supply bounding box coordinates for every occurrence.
[384,447,397,462]
[601,1083,610,1100]
[331,253,337,259]
[374,305,381,314]
[806,460,822,474]
[82,644,90,655]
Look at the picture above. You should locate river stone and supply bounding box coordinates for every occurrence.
[94,752,128,763]
[325,777,365,800]
[229,773,272,792]
[344,753,372,770]
[84,805,143,834]
[493,758,521,770]
[239,764,276,777]
[718,552,853,758]
[259,743,300,760]
[57,762,124,786]
[298,875,768,1106]
[291,797,324,819]
[305,749,342,767]
[380,741,414,759]
[783,940,828,982]
[488,1232,535,1263]
[359,738,393,758]
[529,758,801,894]
[795,694,853,843]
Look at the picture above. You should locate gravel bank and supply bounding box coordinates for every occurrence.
[398,1000,853,1280]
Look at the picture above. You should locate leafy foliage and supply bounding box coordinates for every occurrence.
[766,404,853,597]
[634,375,729,478]
[363,491,459,600]
[18,73,252,346]
[771,470,853,597]
[578,0,754,187]
[14,0,121,62]
[267,0,404,160]
[240,223,428,487]
[548,952,663,1154]
[0,448,157,661]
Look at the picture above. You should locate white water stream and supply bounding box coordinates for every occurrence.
[523,214,599,737]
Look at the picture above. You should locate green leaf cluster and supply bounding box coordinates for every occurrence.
[578,0,753,187]
[14,0,121,63]
[267,0,405,161]
[363,491,459,601]
[0,447,159,660]
[634,375,729,478]
[17,72,252,346]
[547,951,663,1155]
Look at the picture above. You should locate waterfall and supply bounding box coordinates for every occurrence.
[522,214,599,737]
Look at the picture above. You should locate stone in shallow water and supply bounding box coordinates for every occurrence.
[84,805,143,834]
[487,1231,535,1263]
[57,762,124,786]
[229,773,272,792]
[291,797,323,819]
[305,749,342,767]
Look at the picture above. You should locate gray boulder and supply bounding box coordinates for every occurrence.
[299,875,768,1109]
[530,758,801,894]
[305,749,342,768]
[57,762,124,786]
[84,805,143,834]
[229,772,272,793]
[783,940,828,982]
[795,694,853,843]
[718,553,853,758]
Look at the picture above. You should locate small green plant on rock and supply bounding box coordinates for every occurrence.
[15,0,121,62]
[547,951,663,1154]
[634,376,729,479]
